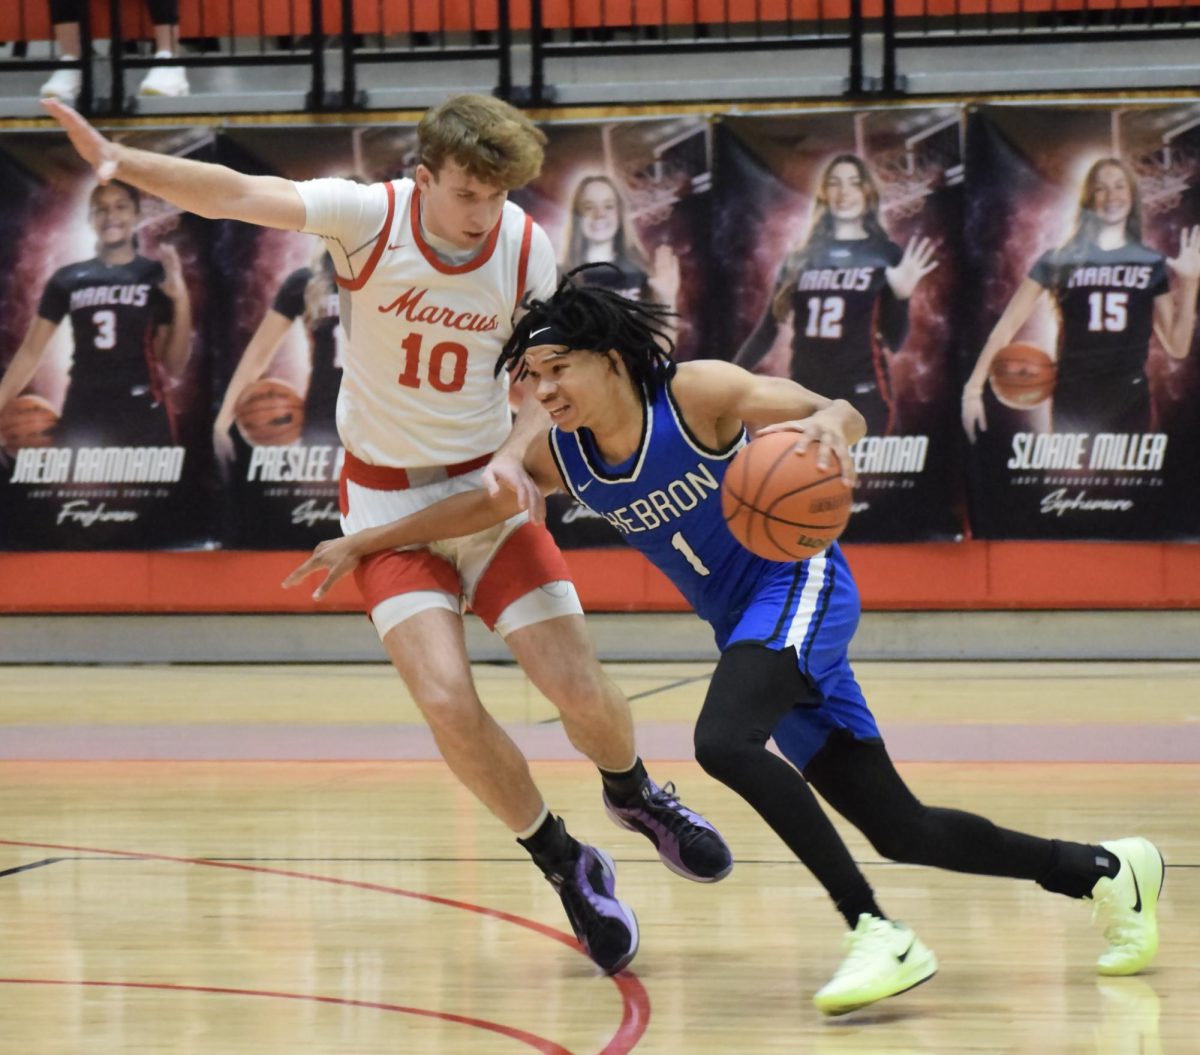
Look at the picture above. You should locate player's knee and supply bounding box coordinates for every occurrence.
[694,723,752,785]
[412,684,486,739]
[860,805,929,863]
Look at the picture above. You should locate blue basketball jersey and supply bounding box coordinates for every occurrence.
[548,378,879,768]
[549,380,767,637]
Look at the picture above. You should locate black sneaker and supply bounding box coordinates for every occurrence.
[604,779,733,883]
[542,844,639,975]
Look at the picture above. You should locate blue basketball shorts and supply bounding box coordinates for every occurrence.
[721,544,881,769]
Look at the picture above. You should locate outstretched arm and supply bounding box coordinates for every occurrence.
[42,99,305,230]
[285,433,565,600]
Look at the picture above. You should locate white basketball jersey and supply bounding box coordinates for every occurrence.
[297,176,555,467]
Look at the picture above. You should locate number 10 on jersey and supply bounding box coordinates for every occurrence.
[398,332,468,392]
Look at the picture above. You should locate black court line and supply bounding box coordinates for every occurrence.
[536,674,713,726]
[0,857,64,878]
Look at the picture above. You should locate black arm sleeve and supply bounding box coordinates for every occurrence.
[876,287,910,353]
[36,271,70,324]
[733,307,780,370]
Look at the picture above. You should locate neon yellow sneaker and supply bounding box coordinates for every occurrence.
[1092,837,1165,976]
[812,914,937,1016]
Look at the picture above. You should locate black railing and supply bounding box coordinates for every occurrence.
[0,0,1197,115]
[880,0,1200,94]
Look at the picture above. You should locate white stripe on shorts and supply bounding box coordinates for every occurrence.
[783,550,828,654]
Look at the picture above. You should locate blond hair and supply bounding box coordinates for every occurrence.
[417,94,547,191]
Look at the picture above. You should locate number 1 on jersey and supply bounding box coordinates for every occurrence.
[398,332,468,393]
[671,531,711,576]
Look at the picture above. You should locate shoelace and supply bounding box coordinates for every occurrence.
[832,920,893,978]
[643,781,710,844]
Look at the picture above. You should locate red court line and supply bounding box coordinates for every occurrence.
[0,978,573,1055]
[0,838,652,1055]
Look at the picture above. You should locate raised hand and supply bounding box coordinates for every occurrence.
[41,98,121,183]
[156,243,187,300]
[649,243,681,307]
[1167,225,1200,284]
[885,236,939,301]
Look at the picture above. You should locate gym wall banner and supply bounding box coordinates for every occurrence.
[210,125,416,550]
[514,116,715,549]
[963,104,1200,540]
[713,109,967,543]
[0,128,217,551]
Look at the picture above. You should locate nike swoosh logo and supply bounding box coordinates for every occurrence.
[577,480,592,493]
[1130,869,1142,913]
[897,938,914,964]
[530,326,552,339]
[387,243,405,251]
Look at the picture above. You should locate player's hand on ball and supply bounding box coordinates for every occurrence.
[759,412,857,487]
[283,536,364,600]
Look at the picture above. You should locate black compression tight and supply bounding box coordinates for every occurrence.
[51,0,179,25]
[694,643,1109,920]
[694,644,880,924]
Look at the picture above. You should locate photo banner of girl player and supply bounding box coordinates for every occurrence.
[962,105,1200,540]
[712,109,965,543]
[513,116,713,549]
[0,128,217,551]
[211,125,417,549]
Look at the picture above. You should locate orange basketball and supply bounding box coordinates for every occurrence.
[989,343,1057,409]
[0,394,59,453]
[233,378,305,446]
[721,431,853,562]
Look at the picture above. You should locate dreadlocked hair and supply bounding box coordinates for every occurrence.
[497,264,678,394]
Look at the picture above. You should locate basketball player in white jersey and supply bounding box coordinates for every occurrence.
[42,93,732,976]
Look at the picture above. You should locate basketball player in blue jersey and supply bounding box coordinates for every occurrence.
[0,180,192,448]
[287,270,1166,1015]
[736,154,938,436]
[964,158,1200,437]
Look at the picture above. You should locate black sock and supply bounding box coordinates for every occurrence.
[599,757,649,805]
[1039,840,1120,899]
[517,813,580,872]
[834,883,887,929]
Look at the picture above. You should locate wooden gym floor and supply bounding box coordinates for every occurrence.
[1,658,1197,1054]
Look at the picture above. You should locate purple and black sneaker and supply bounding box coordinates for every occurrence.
[604,779,733,883]
[545,845,640,975]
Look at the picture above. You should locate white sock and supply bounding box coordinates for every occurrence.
[516,805,550,841]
